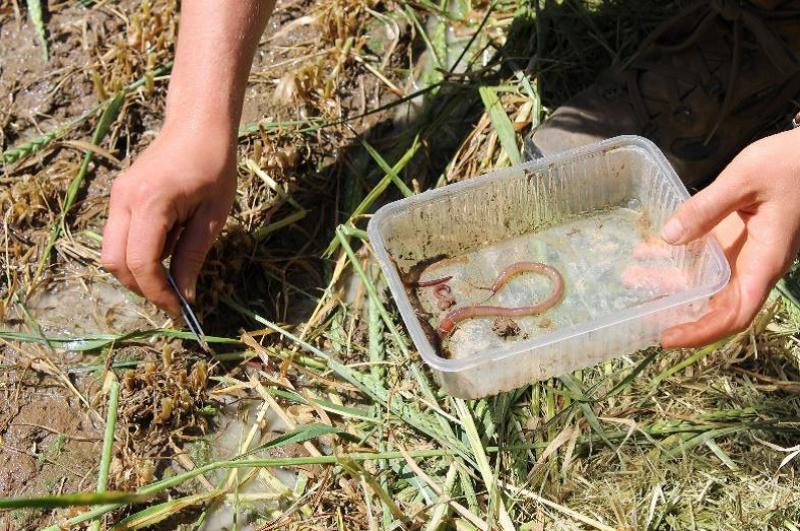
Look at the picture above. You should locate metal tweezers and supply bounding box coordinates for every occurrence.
[166,270,211,353]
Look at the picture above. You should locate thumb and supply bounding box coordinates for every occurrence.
[170,205,224,302]
[661,164,752,245]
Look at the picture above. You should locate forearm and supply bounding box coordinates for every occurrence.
[101,1,274,313]
[163,0,274,135]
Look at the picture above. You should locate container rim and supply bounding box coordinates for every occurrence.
[366,135,732,373]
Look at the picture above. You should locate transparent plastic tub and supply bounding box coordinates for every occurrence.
[367,136,730,399]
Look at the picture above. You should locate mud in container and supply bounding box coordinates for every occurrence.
[368,136,730,399]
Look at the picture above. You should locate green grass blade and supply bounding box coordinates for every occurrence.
[453,399,516,531]
[359,138,415,198]
[339,456,409,525]
[403,5,442,69]
[27,0,48,60]
[649,340,724,390]
[63,92,126,226]
[425,462,459,531]
[223,296,473,462]
[89,379,120,531]
[558,374,612,449]
[0,491,148,510]
[267,387,375,422]
[253,208,308,241]
[335,226,410,357]
[775,277,800,310]
[236,424,344,459]
[0,328,240,352]
[96,380,120,489]
[3,63,171,165]
[368,291,386,384]
[603,349,660,399]
[662,427,745,460]
[33,92,125,283]
[704,439,739,471]
[479,86,521,165]
[41,448,469,530]
[111,491,224,530]
[324,136,420,256]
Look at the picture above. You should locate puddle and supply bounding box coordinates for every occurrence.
[198,398,312,530]
[25,273,152,336]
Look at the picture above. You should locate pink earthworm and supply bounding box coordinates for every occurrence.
[433,283,456,310]
[412,275,453,287]
[437,262,564,337]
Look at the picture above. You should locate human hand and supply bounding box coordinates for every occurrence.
[101,125,237,315]
[660,128,800,348]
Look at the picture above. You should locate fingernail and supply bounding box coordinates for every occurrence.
[660,335,676,350]
[183,283,196,302]
[661,218,684,244]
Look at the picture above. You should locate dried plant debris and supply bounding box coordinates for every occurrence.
[2,0,800,529]
[113,349,211,487]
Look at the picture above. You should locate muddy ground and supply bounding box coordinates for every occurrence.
[5,0,800,529]
[0,0,419,528]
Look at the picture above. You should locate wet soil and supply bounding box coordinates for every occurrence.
[0,340,104,530]
[0,5,131,526]
[0,2,134,147]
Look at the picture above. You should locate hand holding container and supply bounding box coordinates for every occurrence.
[367,136,730,399]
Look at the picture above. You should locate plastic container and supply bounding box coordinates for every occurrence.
[367,136,730,399]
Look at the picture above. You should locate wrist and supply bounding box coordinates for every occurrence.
[160,97,238,145]
[162,97,240,141]
[155,117,238,178]
[161,67,246,139]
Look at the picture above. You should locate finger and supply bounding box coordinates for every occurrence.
[632,237,671,260]
[170,204,224,302]
[126,208,181,315]
[101,198,142,296]
[661,163,753,245]
[622,265,688,294]
[661,244,779,348]
[660,287,740,349]
[711,212,747,261]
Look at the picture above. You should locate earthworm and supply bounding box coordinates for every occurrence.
[433,283,456,310]
[437,262,564,337]
[412,275,453,287]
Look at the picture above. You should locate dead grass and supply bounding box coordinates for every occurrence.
[1,0,800,529]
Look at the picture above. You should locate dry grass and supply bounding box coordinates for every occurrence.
[1,0,800,529]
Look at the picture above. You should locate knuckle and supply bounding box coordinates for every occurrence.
[127,257,151,276]
[109,185,129,209]
[131,182,154,203]
[110,174,133,197]
[724,155,760,197]
[684,194,705,215]
[726,171,752,198]
[721,153,753,184]
[110,174,126,191]
[736,141,763,165]
[153,290,178,313]
[679,193,707,221]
